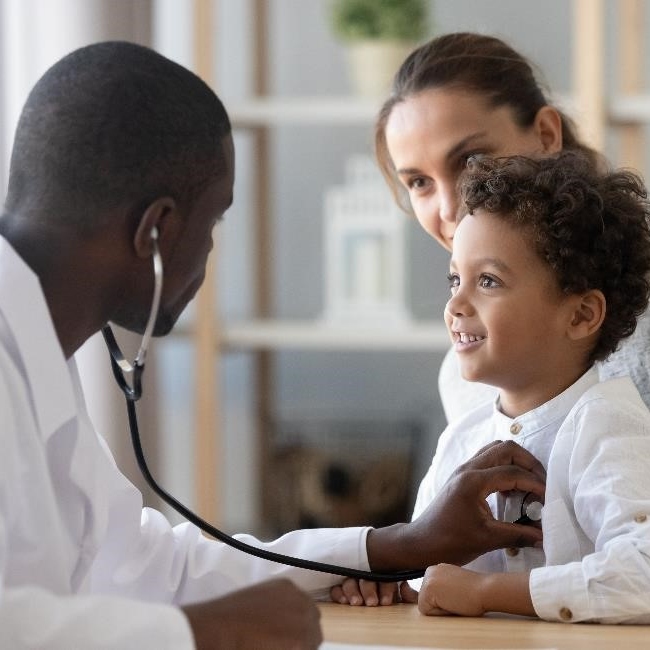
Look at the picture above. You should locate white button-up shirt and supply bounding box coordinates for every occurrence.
[0,238,370,649]
[412,368,650,623]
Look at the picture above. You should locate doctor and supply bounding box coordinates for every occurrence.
[0,41,545,649]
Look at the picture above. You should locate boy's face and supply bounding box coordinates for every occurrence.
[445,211,578,412]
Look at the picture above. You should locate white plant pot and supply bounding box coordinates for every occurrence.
[345,40,415,97]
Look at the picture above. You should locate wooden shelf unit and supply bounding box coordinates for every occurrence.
[190,0,648,526]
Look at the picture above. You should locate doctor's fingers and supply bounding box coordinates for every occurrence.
[485,517,544,550]
[458,440,546,482]
[468,464,545,504]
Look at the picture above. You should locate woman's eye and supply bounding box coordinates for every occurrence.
[406,176,431,192]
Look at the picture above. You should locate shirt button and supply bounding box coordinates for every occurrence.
[510,423,522,435]
[559,607,573,621]
[634,513,647,523]
[505,547,519,557]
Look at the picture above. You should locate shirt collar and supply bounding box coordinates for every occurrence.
[0,237,76,439]
[493,366,600,435]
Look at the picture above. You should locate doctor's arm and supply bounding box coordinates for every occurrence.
[332,440,545,605]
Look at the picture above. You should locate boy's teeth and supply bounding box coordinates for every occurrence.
[459,333,485,343]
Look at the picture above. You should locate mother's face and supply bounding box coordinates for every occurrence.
[384,88,562,251]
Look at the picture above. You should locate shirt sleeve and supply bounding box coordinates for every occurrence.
[530,390,650,624]
[0,583,194,650]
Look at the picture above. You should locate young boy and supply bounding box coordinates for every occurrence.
[416,151,650,623]
[334,152,650,622]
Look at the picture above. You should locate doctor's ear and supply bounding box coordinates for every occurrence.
[133,197,177,258]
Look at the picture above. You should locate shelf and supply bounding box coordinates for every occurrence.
[227,95,383,127]
[609,94,650,124]
[222,319,450,350]
[226,93,650,129]
[176,319,450,351]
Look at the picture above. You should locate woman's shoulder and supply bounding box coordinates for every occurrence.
[438,347,497,423]
[598,307,650,409]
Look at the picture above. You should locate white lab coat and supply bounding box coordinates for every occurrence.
[413,367,650,623]
[0,237,371,649]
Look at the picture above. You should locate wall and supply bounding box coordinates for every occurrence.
[0,1,633,533]
[152,0,583,532]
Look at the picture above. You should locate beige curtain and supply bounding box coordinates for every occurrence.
[0,0,163,509]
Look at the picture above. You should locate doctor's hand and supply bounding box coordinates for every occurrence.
[182,578,322,649]
[366,440,545,572]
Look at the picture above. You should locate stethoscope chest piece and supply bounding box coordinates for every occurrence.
[514,491,543,525]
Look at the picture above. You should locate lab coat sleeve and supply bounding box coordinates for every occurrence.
[90,443,372,605]
[0,382,194,649]
[0,583,193,650]
[530,391,650,623]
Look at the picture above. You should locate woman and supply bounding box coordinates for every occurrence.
[331,31,650,607]
[379,31,649,423]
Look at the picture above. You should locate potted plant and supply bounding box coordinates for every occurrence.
[330,0,430,97]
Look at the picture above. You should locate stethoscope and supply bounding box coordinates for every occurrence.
[514,492,543,526]
[101,228,426,582]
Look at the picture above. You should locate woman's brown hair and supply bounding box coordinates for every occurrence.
[375,32,601,210]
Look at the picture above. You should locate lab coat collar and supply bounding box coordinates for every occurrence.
[0,237,76,440]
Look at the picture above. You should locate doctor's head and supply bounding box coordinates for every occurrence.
[5,40,234,337]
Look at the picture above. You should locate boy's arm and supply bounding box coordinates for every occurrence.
[418,564,534,617]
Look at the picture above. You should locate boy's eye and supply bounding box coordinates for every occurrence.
[479,275,499,289]
[447,272,460,292]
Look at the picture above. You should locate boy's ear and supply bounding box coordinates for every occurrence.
[133,197,178,258]
[566,289,606,340]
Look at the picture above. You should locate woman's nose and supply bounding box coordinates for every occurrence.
[439,186,459,224]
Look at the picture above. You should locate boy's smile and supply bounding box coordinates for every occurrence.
[445,210,584,416]
[451,330,487,349]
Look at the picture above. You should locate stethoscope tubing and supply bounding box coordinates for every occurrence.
[118,384,425,582]
[101,234,426,582]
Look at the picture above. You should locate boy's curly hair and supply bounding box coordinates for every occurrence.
[459,151,650,363]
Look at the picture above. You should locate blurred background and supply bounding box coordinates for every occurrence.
[0,0,647,536]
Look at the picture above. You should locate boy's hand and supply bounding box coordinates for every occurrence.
[330,579,418,606]
[418,564,535,618]
[417,564,486,616]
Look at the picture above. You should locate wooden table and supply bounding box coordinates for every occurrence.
[319,602,650,649]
